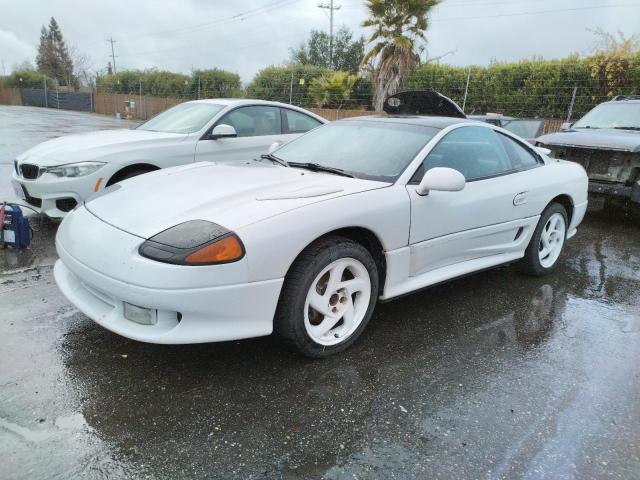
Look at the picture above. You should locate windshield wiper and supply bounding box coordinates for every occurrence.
[613,126,640,131]
[288,162,355,178]
[260,153,289,167]
[576,125,599,129]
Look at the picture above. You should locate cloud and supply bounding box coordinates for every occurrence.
[0,29,38,74]
[0,0,637,82]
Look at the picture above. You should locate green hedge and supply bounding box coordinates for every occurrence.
[245,64,373,109]
[1,70,49,89]
[245,65,333,108]
[65,53,640,117]
[186,69,241,99]
[404,54,640,118]
[95,69,241,98]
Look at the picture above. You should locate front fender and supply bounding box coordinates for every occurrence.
[237,185,410,282]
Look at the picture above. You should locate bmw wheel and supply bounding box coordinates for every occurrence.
[521,203,568,276]
[274,236,379,358]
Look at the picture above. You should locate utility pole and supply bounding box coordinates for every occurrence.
[108,37,117,74]
[318,0,341,68]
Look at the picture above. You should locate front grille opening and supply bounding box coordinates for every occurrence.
[23,189,42,208]
[20,164,40,179]
[56,198,78,212]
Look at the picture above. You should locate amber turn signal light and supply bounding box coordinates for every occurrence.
[184,235,244,265]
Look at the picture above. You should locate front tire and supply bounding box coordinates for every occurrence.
[274,236,379,358]
[520,203,568,276]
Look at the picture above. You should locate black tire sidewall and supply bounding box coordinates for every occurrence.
[274,237,379,358]
[522,203,568,276]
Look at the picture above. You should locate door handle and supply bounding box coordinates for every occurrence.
[513,192,528,206]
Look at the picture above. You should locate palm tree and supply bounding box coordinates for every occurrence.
[309,71,361,109]
[361,0,441,111]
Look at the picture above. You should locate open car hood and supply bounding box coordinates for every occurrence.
[537,129,640,153]
[383,90,466,118]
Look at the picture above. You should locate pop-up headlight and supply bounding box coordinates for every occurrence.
[139,220,245,265]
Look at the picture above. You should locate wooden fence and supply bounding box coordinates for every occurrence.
[93,92,184,120]
[0,87,21,105]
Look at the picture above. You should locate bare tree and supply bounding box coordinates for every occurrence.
[69,44,94,89]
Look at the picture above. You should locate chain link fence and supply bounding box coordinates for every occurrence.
[4,63,640,129]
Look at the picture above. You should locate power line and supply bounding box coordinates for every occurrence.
[434,2,640,22]
[115,0,300,42]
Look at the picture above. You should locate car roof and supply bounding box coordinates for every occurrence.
[186,98,300,108]
[183,98,328,123]
[606,99,640,104]
[468,114,515,121]
[337,114,473,129]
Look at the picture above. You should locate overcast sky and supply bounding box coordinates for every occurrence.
[1,0,639,82]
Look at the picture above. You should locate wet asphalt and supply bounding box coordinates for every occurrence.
[1,106,639,480]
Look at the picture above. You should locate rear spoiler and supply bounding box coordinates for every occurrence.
[383,90,466,118]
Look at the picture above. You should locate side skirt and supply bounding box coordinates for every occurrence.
[380,250,524,301]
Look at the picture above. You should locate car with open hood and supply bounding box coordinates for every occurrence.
[54,91,588,357]
[468,114,546,144]
[536,96,640,206]
[12,99,327,218]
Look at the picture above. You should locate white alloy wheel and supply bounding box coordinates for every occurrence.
[538,212,566,268]
[304,258,372,346]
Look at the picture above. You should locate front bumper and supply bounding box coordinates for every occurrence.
[589,181,640,203]
[54,207,284,344]
[12,169,107,218]
[54,260,283,344]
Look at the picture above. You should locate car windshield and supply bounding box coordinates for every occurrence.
[137,103,224,134]
[273,120,439,181]
[573,103,640,130]
[502,119,544,138]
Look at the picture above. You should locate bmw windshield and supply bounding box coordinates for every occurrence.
[137,103,224,134]
[574,103,640,130]
[273,120,439,181]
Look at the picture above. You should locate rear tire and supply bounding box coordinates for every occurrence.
[520,203,568,276]
[274,236,379,358]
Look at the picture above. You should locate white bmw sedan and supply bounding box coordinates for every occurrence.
[12,99,326,218]
[54,115,588,357]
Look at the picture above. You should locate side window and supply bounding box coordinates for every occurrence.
[413,126,514,182]
[498,133,541,170]
[218,106,281,137]
[282,109,322,133]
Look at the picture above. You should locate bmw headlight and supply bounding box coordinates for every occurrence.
[45,162,106,178]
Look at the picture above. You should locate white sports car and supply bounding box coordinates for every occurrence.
[12,99,326,218]
[54,92,588,357]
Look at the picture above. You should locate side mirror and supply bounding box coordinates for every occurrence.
[416,167,466,196]
[268,141,282,154]
[210,124,237,139]
[560,122,573,131]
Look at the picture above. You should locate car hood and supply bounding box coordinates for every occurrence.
[84,162,388,238]
[16,129,188,166]
[537,128,640,153]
